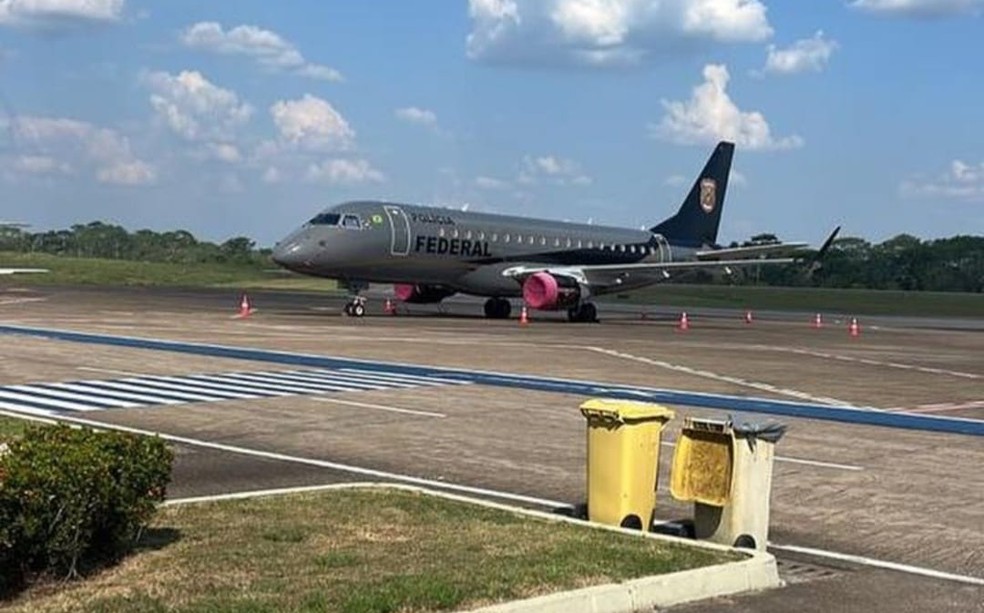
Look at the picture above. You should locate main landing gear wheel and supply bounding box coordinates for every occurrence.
[567,303,598,323]
[483,297,512,319]
[344,298,367,317]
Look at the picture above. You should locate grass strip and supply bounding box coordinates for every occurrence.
[4,487,738,613]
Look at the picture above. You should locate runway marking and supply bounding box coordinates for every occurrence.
[587,347,863,408]
[887,400,984,414]
[769,544,984,587]
[0,368,469,419]
[1,409,980,586]
[0,297,46,307]
[311,397,446,418]
[78,366,152,377]
[1,324,981,436]
[775,347,981,380]
[659,441,864,472]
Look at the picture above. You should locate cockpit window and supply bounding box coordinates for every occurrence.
[309,213,341,226]
[341,214,362,229]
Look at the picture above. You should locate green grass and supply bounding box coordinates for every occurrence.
[4,488,739,613]
[0,414,28,439]
[608,284,984,318]
[0,252,335,291]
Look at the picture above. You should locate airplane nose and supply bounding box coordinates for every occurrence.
[271,238,312,269]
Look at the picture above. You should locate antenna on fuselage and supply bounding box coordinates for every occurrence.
[460,203,470,212]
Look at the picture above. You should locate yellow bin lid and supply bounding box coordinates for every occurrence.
[579,398,675,423]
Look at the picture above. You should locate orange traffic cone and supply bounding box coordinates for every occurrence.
[236,293,253,318]
[813,313,823,329]
[678,312,690,331]
[519,305,530,326]
[744,310,753,324]
[384,298,395,315]
[849,317,860,338]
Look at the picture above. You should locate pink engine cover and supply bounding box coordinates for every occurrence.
[523,272,560,310]
[393,283,417,302]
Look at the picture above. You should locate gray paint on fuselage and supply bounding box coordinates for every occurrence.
[273,200,697,297]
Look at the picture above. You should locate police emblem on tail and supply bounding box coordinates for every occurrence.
[699,178,717,214]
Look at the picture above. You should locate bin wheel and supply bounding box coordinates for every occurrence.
[620,515,643,531]
[733,534,757,549]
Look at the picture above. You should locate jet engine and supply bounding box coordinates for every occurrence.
[393,283,456,304]
[522,272,582,310]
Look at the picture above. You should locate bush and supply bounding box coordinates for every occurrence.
[0,425,173,595]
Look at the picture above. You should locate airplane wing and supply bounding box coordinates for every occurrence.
[502,257,798,288]
[695,242,809,260]
[0,268,49,275]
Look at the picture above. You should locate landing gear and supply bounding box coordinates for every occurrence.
[344,296,367,317]
[567,302,598,323]
[483,297,512,319]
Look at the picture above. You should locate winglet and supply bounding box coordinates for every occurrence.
[805,226,841,275]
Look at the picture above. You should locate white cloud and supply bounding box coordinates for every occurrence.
[305,159,384,185]
[520,154,592,185]
[395,106,438,127]
[475,175,510,190]
[664,174,687,186]
[181,22,343,81]
[651,64,803,150]
[270,94,355,151]
[2,115,155,185]
[850,0,984,18]
[900,160,984,201]
[0,0,123,27]
[10,154,72,175]
[203,142,242,163]
[763,31,838,75]
[261,166,282,184]
[467,0,772,67]
[143,70,253,143]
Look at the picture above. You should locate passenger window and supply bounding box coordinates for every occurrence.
[504,234,511,243]
[527,235,534,245]
[539,236,546,246]
[554,238,561,247]
[630,245,636,254]
[491,233,498,242]
[577,240,582,249]
[452,228,459,238]
[439,228,446,237]
[618,245,625,253]
[587,241,594,249]
[565,238,571,248]
[478,231,485,240]
[342,215,361,229]
[465,230,472,240]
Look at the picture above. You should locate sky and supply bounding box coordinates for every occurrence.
[0,0,982,247]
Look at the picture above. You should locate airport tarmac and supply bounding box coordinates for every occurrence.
[1,285,982,612]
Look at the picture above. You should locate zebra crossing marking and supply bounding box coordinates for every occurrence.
[0,368,469,418]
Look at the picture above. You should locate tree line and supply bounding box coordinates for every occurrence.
[0,222,267,267]
[1,222,981,292]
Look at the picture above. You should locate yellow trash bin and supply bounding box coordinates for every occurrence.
[579,399,675,531]
[670,417,786,550]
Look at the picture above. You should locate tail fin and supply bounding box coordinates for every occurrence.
[650,141,734,247]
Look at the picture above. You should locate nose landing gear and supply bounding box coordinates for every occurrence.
[344,296,367,317]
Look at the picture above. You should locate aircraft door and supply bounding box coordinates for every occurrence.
[654,235,671,263]
[383,205,411,256]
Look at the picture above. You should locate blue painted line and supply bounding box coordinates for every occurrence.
[2,324,982,437]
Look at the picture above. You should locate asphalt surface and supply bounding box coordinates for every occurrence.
[1,284,982,612]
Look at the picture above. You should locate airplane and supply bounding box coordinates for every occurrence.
[0,221,48,275]
[272,141,838,321]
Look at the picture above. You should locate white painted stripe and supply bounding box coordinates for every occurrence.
[0,402,59,417]
[338,368,468,386]
[280,370,416,390]
[73,381,186,404]
[114,380,224,403]
[587,347,862,408]
[143,375,281,398]
[260,371,389,391]
[769,544,984,587]
[179,375,294,397]
[0,388,104,412]
[183,374,298,396]
[780,348,982,381]
[238,372,367,393]
[77,366,148,377]
[45,382,181,405]
[26,412,569,509]
[202,373,344,395]
[123,378,256,400]
[6,385,137,408]
[311,397,446,418]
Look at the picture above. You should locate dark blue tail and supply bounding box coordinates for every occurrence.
[650,141,734,247]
